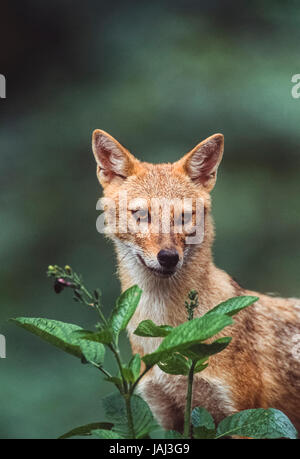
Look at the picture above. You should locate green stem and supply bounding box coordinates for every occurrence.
[94,301,108,326]
[109,344,136,437]
[183,361,196,438]
[130,366,151,395]
[124,394,136,439]
[96,365,112,379]
[109,344,128,393]
[79,284,108,326]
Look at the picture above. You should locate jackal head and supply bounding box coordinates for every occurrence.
[92,130,223,279]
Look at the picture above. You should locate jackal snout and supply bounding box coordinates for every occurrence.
[157,248,180,270]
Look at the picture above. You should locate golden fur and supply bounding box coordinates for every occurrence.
[92,129,300,432]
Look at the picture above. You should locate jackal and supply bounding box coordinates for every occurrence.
[92,129,300,432]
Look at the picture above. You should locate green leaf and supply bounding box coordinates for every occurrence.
[216,408,298,439]
[205,296,258,318]
[104,376,123,391]
[79,340,105,366]
[158,353,190,375]
[102,393,157,439]
[122,366,135,383]
[148,428,166,439]
[192,407,216,439]
[143,313,233,367]
[134,320,173,337]
[194,361,209,374]
[192,407,215,429]
[164,430,183,439]
[120,355,141,384]
[73,328,113,344]
[92,429,122,439]
[183,337,232,361]
[109,285,142,337]
[128,354,141,381]
[59,422,113,439]
[11,317,84,358]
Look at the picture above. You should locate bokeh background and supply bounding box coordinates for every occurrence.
[0,0,299,439]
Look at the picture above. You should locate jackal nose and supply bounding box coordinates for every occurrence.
[157,249,179,270]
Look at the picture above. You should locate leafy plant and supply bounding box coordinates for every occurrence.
[189,406,298,439]
[11,265,298,439]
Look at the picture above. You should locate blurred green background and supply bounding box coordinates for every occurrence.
[0,0,299,438]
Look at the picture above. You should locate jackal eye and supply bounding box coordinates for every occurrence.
[131,209,150,223]
[175,211,193,226]
[183,211,193,225]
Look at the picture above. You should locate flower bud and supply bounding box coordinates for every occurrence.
[54,279,64,294]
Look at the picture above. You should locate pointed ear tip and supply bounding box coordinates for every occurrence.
[92,130,101,147]
[212,133,224,142]
[207,133,224,152]
[92,129,107,140]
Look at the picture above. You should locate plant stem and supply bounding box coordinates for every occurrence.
[109,344,137,437]
[93,301,108,326]
[79,283,108,326]
[130,366,151,395]
[183,360,196,438]
[109,344,128,393]
[124,394,136,439]
[96,365,112,379]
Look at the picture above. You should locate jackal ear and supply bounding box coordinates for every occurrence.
[92,130,139,187]
[176,134,224,191]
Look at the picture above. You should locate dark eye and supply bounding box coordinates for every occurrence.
[183,212,193,225]
[174,212,193,226]
[131,209,150,223]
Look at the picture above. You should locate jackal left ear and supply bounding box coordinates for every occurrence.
[92,129,139,187]
[176,134,224,191]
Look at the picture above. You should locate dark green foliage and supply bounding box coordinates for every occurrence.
[215,408,298,439]
[102,393,158,438]
[109,286,143,338]
[142,313,233,367]
[192,407,216,439]
[59,422,113,440]
[10,265,298,439]
[134,320,173,337]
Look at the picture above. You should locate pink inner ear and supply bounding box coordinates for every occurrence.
[189,139,221,179]
[96,135,127,176]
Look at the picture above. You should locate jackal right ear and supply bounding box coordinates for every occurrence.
[92,130,139,187]
[175,133,224,192]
